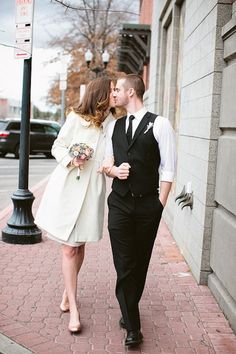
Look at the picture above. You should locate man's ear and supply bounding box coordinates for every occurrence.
[128,88,134,97]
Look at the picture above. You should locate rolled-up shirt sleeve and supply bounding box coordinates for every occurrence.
[153,116,176,182]
[105,120,116,159]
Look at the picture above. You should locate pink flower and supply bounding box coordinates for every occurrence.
[69,143,94,180]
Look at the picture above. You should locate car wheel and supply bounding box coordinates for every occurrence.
[14,144,20,159]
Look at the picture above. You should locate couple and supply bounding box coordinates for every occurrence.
[35,74,176,347]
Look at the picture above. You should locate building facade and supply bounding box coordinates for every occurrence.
[0,98,21,119]
[147,0,236,332]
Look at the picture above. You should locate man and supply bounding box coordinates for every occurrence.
[104,74,176,347]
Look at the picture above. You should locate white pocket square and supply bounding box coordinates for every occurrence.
[144,122,154,134]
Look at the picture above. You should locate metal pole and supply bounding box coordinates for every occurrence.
[19,58,31,190]
[2,58,42,244]
[60,89,65,126]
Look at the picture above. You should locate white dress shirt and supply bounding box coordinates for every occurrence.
[105,107,176,182]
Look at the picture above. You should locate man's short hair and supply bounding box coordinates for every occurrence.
[122,74,145,99]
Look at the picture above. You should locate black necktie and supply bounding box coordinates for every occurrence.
[126,115,135,144]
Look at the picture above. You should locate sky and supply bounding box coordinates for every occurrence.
[0,0,139,113]
[0,0,71,112]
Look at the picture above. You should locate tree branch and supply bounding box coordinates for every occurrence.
[51,0,139,16]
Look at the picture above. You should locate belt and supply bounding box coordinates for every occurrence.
[130,192,143,198]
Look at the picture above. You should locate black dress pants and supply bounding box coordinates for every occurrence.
[108,190,163,331]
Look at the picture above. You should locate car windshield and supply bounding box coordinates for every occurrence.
[0,121,8,130]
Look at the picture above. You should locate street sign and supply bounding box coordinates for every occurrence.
[16,0,34,24]
[60,72,68,81]
[15,0,35,60]
[15,23,32,59]
[59,54,68,91]
[59,80,67,91]
[15,23,32,39]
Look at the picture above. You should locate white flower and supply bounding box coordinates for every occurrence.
[73,151,79,157]
[144,122,154,134]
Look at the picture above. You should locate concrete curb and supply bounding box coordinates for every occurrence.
[0,332,33,354]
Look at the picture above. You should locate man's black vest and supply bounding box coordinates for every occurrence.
[112,112,160,197]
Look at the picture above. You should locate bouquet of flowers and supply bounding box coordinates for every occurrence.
[69,143,94,180]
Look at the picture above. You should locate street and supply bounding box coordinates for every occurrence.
[0,155,57,212]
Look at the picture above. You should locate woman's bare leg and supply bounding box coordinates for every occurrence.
[60,245,85,312]
[74,243,85,275]
[61,244,85,330]
[60,289,69,312]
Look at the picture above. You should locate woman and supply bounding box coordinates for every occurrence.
[35,77,115,333]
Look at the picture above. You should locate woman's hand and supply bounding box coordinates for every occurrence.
[69,157,86,169]
[97,156,114,174]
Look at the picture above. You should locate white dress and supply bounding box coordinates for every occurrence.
[48,131,105,247]
[35,112,114,247]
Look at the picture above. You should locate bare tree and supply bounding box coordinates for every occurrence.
[47,0,139,108]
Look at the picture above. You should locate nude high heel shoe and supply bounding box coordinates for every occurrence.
[60,289,70,312]
[68,315,81,334]
[60,303,70,312]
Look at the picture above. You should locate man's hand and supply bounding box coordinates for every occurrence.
[110,162,131,179]
[159,181,172,207]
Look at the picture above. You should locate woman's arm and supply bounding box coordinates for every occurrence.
[51,112,76,167]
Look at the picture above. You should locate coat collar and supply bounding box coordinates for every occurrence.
[80,118,91,127]
[102,112,115,131]
[79,112,115,129]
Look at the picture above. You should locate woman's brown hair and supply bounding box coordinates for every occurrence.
[73,77,112,128]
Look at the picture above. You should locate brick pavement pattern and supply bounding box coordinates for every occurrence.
[0,181,236,354]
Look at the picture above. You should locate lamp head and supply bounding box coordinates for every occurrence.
[85,49,93,67]
[102,50,110,68]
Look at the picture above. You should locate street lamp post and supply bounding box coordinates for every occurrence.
[59,55,68,126]
[85,49,110,77]
[2,58,42,244]
[2,0,41,244]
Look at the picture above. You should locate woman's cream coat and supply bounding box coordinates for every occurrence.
[35,111,113,242]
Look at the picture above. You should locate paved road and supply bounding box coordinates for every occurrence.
[0,155,57,211]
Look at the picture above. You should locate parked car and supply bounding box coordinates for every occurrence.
[0,118,61,158]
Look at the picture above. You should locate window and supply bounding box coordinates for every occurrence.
[162,22,173,119]
[7,122,20,131]
[158,0,185,128]
[0,121,8,130]
[30,124,44,133]
[44,125,58,136]
[174,1,185,133]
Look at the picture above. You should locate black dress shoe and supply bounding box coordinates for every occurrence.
[125,330,143,347]
[119,317,126,329]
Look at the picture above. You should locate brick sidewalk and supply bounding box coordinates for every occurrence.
[0,181,236,353]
